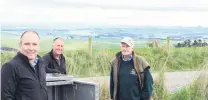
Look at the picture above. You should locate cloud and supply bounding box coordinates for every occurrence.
[51,0,208,11]
[1,0,208,26]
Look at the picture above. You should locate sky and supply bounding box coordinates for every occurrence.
[1,0,208,27]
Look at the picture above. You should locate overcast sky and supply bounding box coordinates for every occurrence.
[1,0,208,27]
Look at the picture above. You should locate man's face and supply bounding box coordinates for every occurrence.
[52,39,64,55]
[120,42,133,56]
[19,32,40,61]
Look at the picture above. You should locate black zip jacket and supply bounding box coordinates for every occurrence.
[42,50,67,74]
[1,52,48,100]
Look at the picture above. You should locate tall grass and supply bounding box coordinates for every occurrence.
[152,37,171,100]
[99,83,110,100]
[1,47,208,75]
[169,71,208,100]
[64,50,110,77]
[1,51,16,66]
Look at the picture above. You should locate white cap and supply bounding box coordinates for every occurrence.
[120,37,135,47]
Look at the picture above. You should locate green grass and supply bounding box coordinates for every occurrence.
[1,47,208,76]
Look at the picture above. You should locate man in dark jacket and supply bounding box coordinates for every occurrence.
[42,37,66,74]
[110,37,153,100]
[1,30,48,100]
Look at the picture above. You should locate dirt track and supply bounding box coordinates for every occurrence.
[77,71,208,92]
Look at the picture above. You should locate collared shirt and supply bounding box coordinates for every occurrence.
[30,56,39,70]
[56,59,61,66]
[43,51,67,74]
[53,55,61,66]
[122,54,133,61]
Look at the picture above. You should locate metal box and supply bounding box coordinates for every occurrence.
[46,74,99,100]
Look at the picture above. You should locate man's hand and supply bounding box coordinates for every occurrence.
[54,69,61,73]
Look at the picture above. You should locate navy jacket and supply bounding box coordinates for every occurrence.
[1,52,48,100]
[42,50,67,74]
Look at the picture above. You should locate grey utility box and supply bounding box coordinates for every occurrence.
[46,74,99,100]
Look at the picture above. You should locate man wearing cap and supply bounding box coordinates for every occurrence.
[1,30,48,100]
[110,37,153,100]
[42,37,67,74]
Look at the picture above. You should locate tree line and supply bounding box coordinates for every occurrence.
[175,39,208,47]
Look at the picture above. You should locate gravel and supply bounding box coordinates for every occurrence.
[78,71,208,92]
